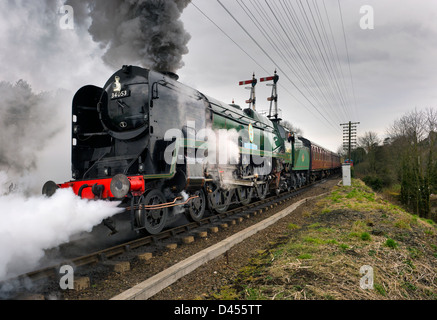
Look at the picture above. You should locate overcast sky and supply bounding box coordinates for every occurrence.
[178,0,437,152]
[1,0,437,188]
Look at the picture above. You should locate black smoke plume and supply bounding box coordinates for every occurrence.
[66,0,192,73]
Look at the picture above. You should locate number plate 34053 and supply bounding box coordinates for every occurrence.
[111,90,130,100]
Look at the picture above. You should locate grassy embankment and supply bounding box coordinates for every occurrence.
[212,179,437,300]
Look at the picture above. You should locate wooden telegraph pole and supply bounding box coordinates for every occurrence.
[340,121,360,163]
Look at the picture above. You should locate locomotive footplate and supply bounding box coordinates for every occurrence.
[221,179,267,187]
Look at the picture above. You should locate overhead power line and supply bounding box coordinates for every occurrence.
[216,0,341,133]
[191,1,326,126]
[337,0,358,119]
[191,2,270,75]
[190,0,359,136]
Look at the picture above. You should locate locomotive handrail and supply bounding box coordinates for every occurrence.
[82,151,109,179]
[78,132,109,137]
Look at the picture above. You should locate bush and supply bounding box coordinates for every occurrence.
[362,175,384,191]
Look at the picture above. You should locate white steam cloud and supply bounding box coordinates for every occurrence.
[0,172,123,282]
[0,80,68,194]
[0,0,192,286]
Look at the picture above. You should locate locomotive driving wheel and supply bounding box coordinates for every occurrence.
[289,175,297,190]
[207,185,230,213]
[255,181,269,200]
[137,189,168,235]
[186,189,206,222]
[236,186,253,205]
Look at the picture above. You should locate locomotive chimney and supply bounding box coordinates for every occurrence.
[161,71,179,81]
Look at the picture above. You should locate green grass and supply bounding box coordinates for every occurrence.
[339,243,349,250]
[245,287,268,300]
[298,253,313,259]
[287,223,300,230]
[385,238,398,249]
[360,232,371,241]
[374,283,387,296]
[210,178,437,301]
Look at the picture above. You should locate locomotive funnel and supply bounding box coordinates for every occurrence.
[160,71,179,81]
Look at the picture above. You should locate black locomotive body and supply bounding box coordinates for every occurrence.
[43,65,340,234]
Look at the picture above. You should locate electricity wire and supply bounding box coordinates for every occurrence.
[216,0,341,133]
[190,0,359,134]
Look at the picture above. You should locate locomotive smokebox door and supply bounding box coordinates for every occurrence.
[99,67,150,141]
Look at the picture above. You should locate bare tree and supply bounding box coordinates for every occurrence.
[281,120,303,136]
[387,108,426,143]
[336,144,345,157]
[386,108,435,218]
[358,131,380,153]
[357,131,380,173]
[425,108,437,134]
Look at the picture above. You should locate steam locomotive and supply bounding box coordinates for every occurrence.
[42,65,341,235]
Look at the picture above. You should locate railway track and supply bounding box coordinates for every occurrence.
[2,177,335,299]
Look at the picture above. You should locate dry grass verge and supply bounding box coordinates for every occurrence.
[211,179,437,300]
